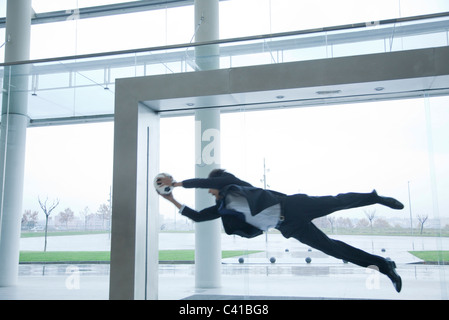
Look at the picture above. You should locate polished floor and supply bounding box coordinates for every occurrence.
[0,261,447,300]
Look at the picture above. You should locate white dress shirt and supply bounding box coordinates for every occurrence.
[225,192,281,231]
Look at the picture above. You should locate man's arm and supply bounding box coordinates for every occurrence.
[159,192,220,222]
[180,205,221,222]
[182,176,253,190]
[157,175,252,190]
[160,192,183,210]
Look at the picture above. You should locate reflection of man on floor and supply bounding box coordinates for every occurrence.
[158,169,403,293]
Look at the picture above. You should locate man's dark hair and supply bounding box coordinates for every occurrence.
[208,168,229,178]
[208,168,253,187]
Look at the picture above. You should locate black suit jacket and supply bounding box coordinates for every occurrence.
[180,175,286,238]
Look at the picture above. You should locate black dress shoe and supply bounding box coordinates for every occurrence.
[380,196,404,210]
[385,260,402,293]
[373,190,404,210]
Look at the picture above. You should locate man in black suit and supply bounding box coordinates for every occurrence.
[158,169,403,293]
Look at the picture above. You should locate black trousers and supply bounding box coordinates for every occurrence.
[277,191,389,274]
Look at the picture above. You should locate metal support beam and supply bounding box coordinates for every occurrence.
[0,0,227,27]
[109,95,160,299]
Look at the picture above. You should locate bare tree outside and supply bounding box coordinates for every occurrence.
[38,196,60,252]
[97,203,112,230]
[327,216,336,233]
[22,210,39,230]
[79,206,90,230]
[58,208,75,229]
[417,214,429,235]
[364,209,377,232]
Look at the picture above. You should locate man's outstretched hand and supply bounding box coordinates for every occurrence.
[157,175,174,187]
[157,187,183,210]
[158,190,174,200]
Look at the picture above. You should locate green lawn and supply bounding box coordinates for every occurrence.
[19,249,449,264]
[409,251,449,263]
[19,250,261,263]
[20,231,109,238]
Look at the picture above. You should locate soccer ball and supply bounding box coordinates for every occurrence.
[154,173,174,195]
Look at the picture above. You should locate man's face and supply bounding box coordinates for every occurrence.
[208,188,221,201]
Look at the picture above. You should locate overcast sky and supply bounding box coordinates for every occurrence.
[22,95,449,228]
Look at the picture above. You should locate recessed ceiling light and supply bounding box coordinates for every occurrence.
[186,103,195,106]
[375,87,385,91]
[276,95,285,99]
[316,90,341,95]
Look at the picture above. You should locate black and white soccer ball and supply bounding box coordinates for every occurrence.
[154,173,174,195]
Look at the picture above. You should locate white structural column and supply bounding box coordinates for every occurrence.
[0,0,31,287]
[193,0,222,288]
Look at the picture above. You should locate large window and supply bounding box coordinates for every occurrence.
[0,0,447,300]
[157,95,449,299]
[19,95,449,300]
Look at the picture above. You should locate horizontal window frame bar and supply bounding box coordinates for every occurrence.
[0,11,448,67]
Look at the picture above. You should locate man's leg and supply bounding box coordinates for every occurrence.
[286,191,403,221]
[292,222,388,270]
[290,222,402,292]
